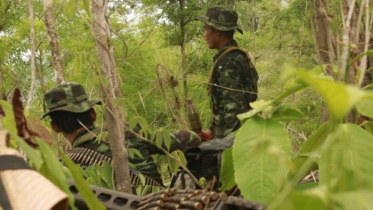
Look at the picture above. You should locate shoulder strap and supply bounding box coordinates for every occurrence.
[0,155,33,171]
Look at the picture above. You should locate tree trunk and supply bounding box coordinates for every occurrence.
[44,0,65,84]
[91,0,131,193]
[0,60,5,100]
[313,0,335,123]
[179,0,187,103]
[26,0,37,111]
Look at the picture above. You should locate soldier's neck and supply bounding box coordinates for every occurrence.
[62,127,85,144]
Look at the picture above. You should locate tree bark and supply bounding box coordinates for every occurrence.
[26,0,37,111]
[179,0,188,103]
[313,0,335,123]
[44,0,65,84]
[0,60,5,100]
[91,0,131,193]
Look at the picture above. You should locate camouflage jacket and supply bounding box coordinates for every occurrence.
[209,40,258,138]
[70,125,201,183]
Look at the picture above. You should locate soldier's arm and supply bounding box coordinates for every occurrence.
[150,130,201,154]
[217,59,250,135]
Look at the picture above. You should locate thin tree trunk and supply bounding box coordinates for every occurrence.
[0,61,5,100]
[313,0,335,123]
[91,0,131,193]
[26,0,37,111]
[179,0,187,103]
[44,0,65,84]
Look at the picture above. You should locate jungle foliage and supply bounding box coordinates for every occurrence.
[1,0,373,209]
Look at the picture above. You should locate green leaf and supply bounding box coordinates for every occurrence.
[138,174,145,185]
[81,0,91,18]
[169,151,180,174]
[138,116,149,130]
[238,99,272,121]
[356,98,373,118]
[291,121,335,177]
[0,100,17,134]
[320,124,373,190]
[271,104,307,121]
[233,116,291,204]
[60,150,106,210]
[12,133,43,170]
[332,190,373,210]
[162,129,171,151]
[64,0,78,19]
[219,148,236,191]
[237,79,307,122]
[129,117,139,130]
[102,162,113,189]
[37,139,77,210]
[361,121,373,136]
[283,69,368,121]
[155,130,163,147]
[129,148,144,159]
[279,185,327,210]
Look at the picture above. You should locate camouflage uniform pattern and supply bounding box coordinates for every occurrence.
[195,6,259,138]
[72,125,201,183]
[209,41,258,138]
[41,82,101,119]
[42,82,201,184]
[194,6,243,34]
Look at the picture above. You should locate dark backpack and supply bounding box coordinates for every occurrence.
[185,137,235,182]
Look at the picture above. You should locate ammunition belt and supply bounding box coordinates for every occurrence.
[66,147,162,187]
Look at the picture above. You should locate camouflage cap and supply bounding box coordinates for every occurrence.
[195,6,243,34]
[41,82,101,119]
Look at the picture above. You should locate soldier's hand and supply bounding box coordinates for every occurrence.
[198,129,214,142]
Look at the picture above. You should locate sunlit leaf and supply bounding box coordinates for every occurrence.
[332,190,373,210]
[60,150,106,210]
[279,185,327,210]
[37,139,77,210]
[233,116,291,204]
[291,121,336,177]
[219,148,236,191]
[356,98,373,118]
[271,104,307,121]
[162,129,171,151]
[320,124,373,190]
[283,69,369,121]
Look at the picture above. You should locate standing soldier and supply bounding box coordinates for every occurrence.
[41,82,201,186]
[195,6,258,140]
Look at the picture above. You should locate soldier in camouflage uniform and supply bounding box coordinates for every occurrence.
[195,6,258,139]
[41,82,201,184]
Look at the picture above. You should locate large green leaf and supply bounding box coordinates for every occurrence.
[356,98,373,118]
[271,104,307,121]
[291,121,335,177]
[279,185,328,210]
[332,190,373,210]
[60,151,106,210]
[219,148,236,191]
[233,116,291,204]
[320,124,373,190]
[283,70,368,121]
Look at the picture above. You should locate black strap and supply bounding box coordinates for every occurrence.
[0,155,32,171]
[0,176,12,210]
[0,155,28,210]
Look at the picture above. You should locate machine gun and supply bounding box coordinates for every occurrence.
[68,179,266,210]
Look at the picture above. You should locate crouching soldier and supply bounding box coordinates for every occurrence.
[41,82,201,187]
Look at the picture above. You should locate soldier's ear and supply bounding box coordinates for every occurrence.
[51,121,61,133]
[91,108,97,122]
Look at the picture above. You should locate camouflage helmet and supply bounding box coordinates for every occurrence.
[41,82,101,119]
[195,6,243,34]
